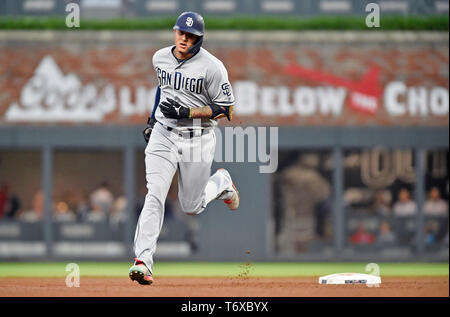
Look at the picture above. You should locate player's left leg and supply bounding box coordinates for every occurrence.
[177,129,239,215]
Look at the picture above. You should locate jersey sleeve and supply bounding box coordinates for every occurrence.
[206,62,235,107]
[152,52,158,72]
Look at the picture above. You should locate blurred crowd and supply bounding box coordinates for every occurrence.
[2,177,448,254]
[0,181,128,224]
[275,152,449,254]
[0,178,200,252]
[277,166,448,254]
[348,187,448,250]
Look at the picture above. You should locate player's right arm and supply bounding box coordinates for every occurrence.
[142,87,159,143]
[142,52,163,143]
[150,86,161,119]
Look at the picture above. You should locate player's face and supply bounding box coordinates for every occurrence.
[174,30,198,57]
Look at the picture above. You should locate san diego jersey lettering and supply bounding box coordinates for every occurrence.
[156,68,204,94]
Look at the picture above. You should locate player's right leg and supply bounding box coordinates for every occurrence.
[131,123,178,284]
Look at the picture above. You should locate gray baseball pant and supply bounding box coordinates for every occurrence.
[133,122,231,274]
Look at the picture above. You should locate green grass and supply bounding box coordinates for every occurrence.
[0,15,448,30]
[0,262,447,278]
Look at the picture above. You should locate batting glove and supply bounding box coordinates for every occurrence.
[159,98,191,119]
[143,117,157,144]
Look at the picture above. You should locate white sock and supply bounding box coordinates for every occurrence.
[204,170,233,205]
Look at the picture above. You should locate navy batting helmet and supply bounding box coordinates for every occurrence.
[173,11,205,55]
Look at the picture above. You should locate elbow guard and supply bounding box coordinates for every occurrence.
[209,104,232,121]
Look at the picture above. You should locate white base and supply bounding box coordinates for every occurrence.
[319,273,381,285]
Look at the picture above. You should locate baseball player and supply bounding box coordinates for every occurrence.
[129,11,239,285]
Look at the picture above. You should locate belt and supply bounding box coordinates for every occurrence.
[159,122,209,138]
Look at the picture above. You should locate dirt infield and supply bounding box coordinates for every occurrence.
[0,276,448,297]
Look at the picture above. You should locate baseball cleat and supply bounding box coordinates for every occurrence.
[217,168,240,211]
[129,258,154,285]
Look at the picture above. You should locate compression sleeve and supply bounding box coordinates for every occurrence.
[151,86,161,119]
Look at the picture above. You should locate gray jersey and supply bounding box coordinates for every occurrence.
[153,46,235,129]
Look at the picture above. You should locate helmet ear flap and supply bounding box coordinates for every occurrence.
[188,36,203,55]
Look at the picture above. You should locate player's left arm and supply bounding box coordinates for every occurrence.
[199,61,235,121]
[159,100,233,121]
[190,104,233,121]
[159,62,234,120]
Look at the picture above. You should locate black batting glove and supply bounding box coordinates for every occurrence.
[159,98,191,119]
[143,117,157,144]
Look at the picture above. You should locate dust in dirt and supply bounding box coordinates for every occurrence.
[225,249,254,286]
